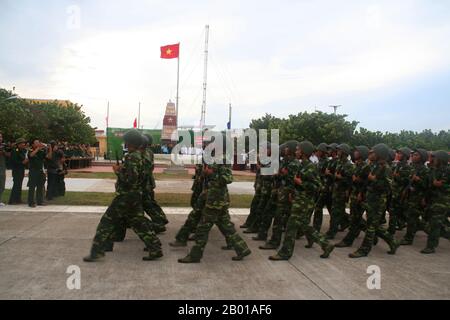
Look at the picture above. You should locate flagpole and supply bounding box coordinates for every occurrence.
[176,43,180,131]
[138,102,141,130]
[106,101,110,161]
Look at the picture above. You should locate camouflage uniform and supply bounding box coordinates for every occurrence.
[351,161,398,257]
[388,158,412,234]
[242,166,262,230]
[174,164,207,244]
[87,150,162,259]
[256,175,279,240]
[339,159,370,246]
[183,164,250,261]
[273,152,333,260]
[248,162,274,235]
[142,148,168,227]
[401,163,429,244]
[422,155,449,252]
[263,157,295,248]
[327,157,353,239]
[313,155,331,232]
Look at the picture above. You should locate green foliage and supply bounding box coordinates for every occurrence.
[0,88,95,144]
[250,111,450,151]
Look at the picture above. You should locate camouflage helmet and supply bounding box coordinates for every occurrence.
[140,134,149,148]
[431,150,449,164]
[328,143,339,152]
[299,141,315,157]
[337,143,352,155]
[397,147,412,160]
[317,143,328,153]
[354,146,369,161]
[279,143,287,156]
[285,140,300,155]
[414,148,429,163]
[123,129,143,147]
[388,149,396,162]
[371,143,390,161]
[144,134,153,145]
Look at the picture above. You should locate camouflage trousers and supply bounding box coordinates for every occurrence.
[341,193,367,245]
[388,192,407,234]
[266,187,292,247]
[244,186,262,227]
[90,194,161,257]
[143,189,169,226]
[257,192,278,240]
[356,193,396,255]
[278,192,330,259]
[249,187,272,231]
[327,190,348,238]
[175,192,206,243]
[403,194,426,243]
[313,189,332,232]
[426,196,449,249]
[189,206,249,260]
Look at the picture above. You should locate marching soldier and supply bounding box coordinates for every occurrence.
[142,134,169,232]
[326,143,353,239]
[349,144,399,258]
[312,143,331,232]
[388,147,412,234]
[83,130,162,262]
[335,146,370,248]
[259,141,297,250]
[178,138,251,263]
[269,141,334,261]
[421,151,449,254]
[400,148,430,246]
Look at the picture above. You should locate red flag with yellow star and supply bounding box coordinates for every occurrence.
[160,43,179,59]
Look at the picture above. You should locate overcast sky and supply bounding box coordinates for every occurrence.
[1,0,449,133]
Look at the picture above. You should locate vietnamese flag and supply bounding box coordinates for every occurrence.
[160,43,180,59]
[133,118,137,128]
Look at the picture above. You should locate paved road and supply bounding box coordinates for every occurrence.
[0,206,449,300]
[5,177,255,194]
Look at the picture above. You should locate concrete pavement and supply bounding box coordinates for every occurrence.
[0,206,449,300]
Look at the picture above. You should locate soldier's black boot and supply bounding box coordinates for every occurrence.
[169,240,188,247]
[83,253,105,262]
[304,237,314,249]
[259,242,278,250]
[178,255,201,263]
[420,247,435,254]
[320,244,335,259]
[143,250,163,261]
[348,250,368,259]
[400,238,413,246]
[269,254,289,261]
[335,240,352,248]
[221,245,234,250]
[232,249,251,261]
[154,225,167,234]
[387,240,400,255]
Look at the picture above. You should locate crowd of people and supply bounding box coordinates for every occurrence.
[0,132,78,207]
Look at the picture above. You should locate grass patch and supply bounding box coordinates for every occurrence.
[1,189,253,208]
